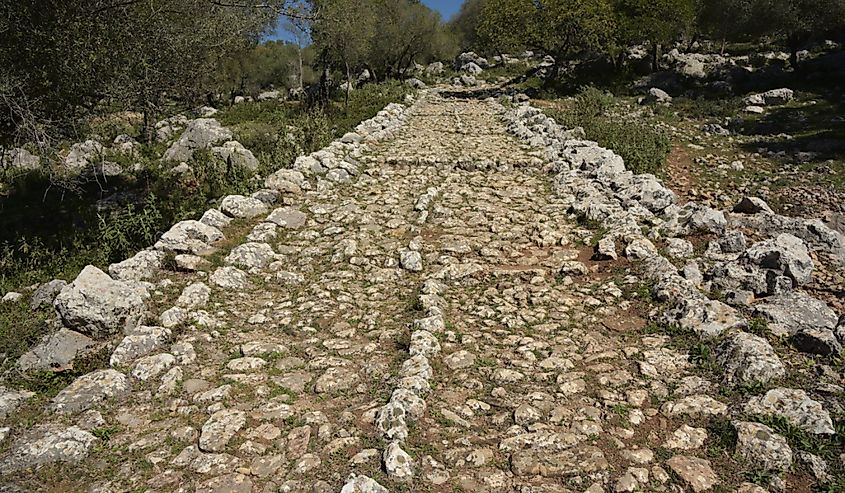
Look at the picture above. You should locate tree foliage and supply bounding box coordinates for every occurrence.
[477,0,617,69]
[449,0,487,51]
[614,0,697,69]
[213,41,317,101]
[0,0,283,141]
[309,0,457,87]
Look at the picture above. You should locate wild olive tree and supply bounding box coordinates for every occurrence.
[0,0,289,143]
[448,0,486,51]
[477,0,617,78]
[309,0,454,96]
[746,0,845,66]
[614,0,697,70]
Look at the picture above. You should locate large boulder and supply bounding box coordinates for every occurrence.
[155,114,189,142]
[265,169,306,193]
[17,328,98,372]
[220,195,268,219]
[645,87,672,104]
[667,202,727,235]
[0,424,97,472]
[456,52,489,69]
[211,141,259,172]
[112,134,140,155]
[744,388,834,435]
[743,233,813,286]
[108,250,166,281]
[257,90,281,101]
[109,326,171,366]
[425,62,444,75]
[461,62,483,75]
[50,369,132,414]
[30,279,67,309]
[54,266,149,339]
[64,140,104,171]
[405,78,426,89]
[154,220,224,254]
[715,332,786,385]
[2,147,40,170]
[663,298,745,339]
[162,118,233,162]
[752,291,837,337]
[734,422,793,471]
[617,175,677,212]
[744,88,794,106]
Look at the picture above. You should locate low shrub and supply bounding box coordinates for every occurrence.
[546,86,671,176]
[670,96,745,119]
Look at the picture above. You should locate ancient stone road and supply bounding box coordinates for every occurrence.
[2,91,841,493]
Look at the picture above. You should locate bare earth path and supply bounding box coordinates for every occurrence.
[2,91,811,493]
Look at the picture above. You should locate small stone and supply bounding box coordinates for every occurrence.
[210,266,250,290]
[733,197,775,215]
[266,207,307,228]
[224,242,276,270]
[614,472,638,492]
[595,236,618,260]
[220,195,268,219]
[314,367,359,393]
[196,473,253,493]
[514,403,542,426]
[131,353,175,381]
[0,387,35,420]
[665,455,719,492]
[443,350,475,369]
[292,453,321,474]
[176,282,210,309]
[664,424,708,450]
[199,409,246,452]
[661,395,727,418]
[734,421,793,471]
[340,475,388,493]
[286,425,311,459]
[400,249,423,272]
[226,357,266,372]
[384,442,413,481]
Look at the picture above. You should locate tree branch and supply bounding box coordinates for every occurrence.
[207,0,316,21]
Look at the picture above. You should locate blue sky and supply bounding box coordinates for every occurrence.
[266,1,463,42]
[423,0,462,20]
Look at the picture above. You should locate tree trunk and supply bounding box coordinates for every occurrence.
[344,60,351,109]
[142,99,156,144]
[788,33,800,69]
[297,44,303,90]
[319,67,329,106]
[651,43,660,72]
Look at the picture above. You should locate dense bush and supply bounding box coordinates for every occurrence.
[548,87,671,175]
